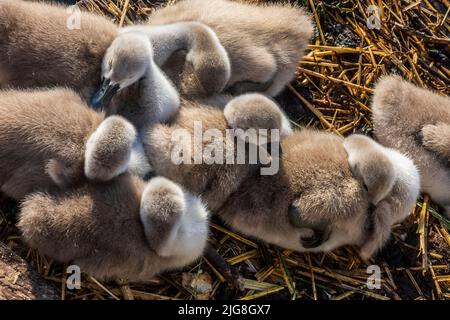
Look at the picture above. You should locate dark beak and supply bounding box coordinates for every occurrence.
[288,204,330,249]
[90,78,120,111]
[300,228,330,249]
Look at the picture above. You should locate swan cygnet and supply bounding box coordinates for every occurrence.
[0,88,153,199]
[0,88,102,199]
[121,21,231,98]
[90,32,180,134]
[149,0,314,97]
[18,175,210,282]
[344,134,421,259]
[372,75,450,218]
[0,0,118,99]
[142,94,398,258]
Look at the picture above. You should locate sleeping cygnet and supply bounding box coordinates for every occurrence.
[120,21,231,99]
[0,87,152,200]
[0,0,118,99]
[344,134,420,259]
[90,32,180,133]
[0,88,102,199]
[138,94,405,259]
[149,0,314,98]
[18,175,210,282]
[372,75,450,218]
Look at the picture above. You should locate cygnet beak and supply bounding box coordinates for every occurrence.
[288,204,330,248]
[90,77,120,111]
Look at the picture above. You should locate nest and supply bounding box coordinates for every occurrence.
[1,0,449,300]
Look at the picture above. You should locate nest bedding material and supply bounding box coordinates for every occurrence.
[0,0,449,300]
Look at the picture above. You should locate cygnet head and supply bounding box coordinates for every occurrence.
[90,33,153,110]
[344,135,396,205]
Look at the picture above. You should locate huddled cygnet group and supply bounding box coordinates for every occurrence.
[0,0,448,283]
